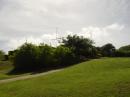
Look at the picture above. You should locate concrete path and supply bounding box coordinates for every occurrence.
[0,69,63,84]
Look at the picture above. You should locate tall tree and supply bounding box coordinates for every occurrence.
[0,50,5,61]
[14,43,38,71]
[62,35,95,59]
[119,45,130,52]
[101,43,116,57]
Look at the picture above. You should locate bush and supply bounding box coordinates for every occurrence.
[13,43,76,71]
[119,45,130,52]
[62,35,95,59]
[89,46,101,58]
[11,35,103,72]
[115,50,130,57]
[54,46,75,66]
[38,44,55,68]
[101,43,116,57]
[0,50,5,61]
[115,45,130,57]
[8,50,18,62]
[13,43,38,71]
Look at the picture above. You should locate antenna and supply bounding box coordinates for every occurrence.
[89,31,93,39]
[90,32,93,39]
[51,27,64,46]
[51,27,59,46]
[25,38,28,43]
[56,27,58,40]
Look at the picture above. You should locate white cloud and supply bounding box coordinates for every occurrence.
[68,23,125,47]
[65,31,74,36]
[6,33,57,51]
[105,23,124,30]
[2,23,126,52]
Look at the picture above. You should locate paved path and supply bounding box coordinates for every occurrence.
[0,69,63,84]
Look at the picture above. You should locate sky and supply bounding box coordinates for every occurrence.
[0,0,130,52]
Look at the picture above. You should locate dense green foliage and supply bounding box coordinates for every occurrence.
[38,44,55,68]
[101,43,116,57]
[0,61,14,80]
[119,45,130,52]
[0,34,124,73]
[13,43,38,71]
[13,43,76,71]
[115,50,130,57]
[0,61,33,80]
[8,50,18,62]
[12,35,99,71]
[115,45,130,57]
[5,35,129,72]
[0,58,130,97]
[54,46,75,66]
[0,50,5,61]
[62,35,98,59]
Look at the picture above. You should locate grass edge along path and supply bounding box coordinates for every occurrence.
[0,69,63,84]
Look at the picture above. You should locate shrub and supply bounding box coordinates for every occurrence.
[54,46,75,66]
[13,43,38,71]
[62,35,94,59]
[38,44,55,68]
[101,43,116,57]
[8,50,18,62]
[89,46,101,58]
[0,50,5,61]
[115,50,130,57]
[11,35,102,72]
[115,45,130,57]
[119,45,130,52]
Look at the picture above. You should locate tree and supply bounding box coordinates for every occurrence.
[38,44,55,68]
[0,50,5,61]
[115,45,130,57]
[95,47,102,57]
[13,43,38,71]
[8,50,18,62]
[62,35,95,60]
[101,43,116,57]
[54,46,75,66]
[119,45,130,52]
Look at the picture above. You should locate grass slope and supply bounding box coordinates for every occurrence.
[0,61,14,80]
[0,58,130,97]
[0,61,32,80]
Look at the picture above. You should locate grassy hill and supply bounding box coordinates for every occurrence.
[0,58,130,97]
[0,61,14,80]
[0,61,32,80]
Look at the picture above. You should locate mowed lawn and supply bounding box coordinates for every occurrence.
[0,61,32,80]
[0,58,130,97]
[0,61,14,80]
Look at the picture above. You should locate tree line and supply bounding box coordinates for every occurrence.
[0,35,130,72]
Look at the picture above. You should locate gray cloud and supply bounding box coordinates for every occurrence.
[0,0,130,52]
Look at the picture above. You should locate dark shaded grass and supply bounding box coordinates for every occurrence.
[8,58,91,75]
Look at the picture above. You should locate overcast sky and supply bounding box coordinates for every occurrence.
[0,0,130,52]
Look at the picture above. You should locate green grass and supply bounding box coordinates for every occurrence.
[0,61,32,80]
[0,58,130,97]
[0,61,14,80]
[0,61,12,71]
